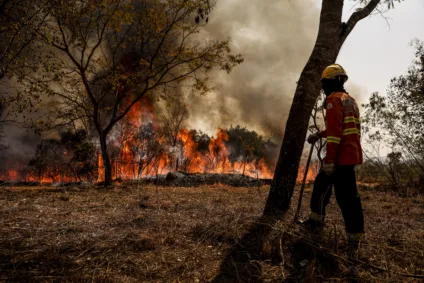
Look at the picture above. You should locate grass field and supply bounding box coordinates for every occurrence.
[0,183,423,282]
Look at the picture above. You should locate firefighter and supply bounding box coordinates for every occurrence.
[302,64,364,250]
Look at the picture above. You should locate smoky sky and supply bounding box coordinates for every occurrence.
[1,0,322,166]
[186,0,320,138]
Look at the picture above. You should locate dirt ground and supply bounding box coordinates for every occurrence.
[0,183,423,282]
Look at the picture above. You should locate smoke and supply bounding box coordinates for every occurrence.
[1,0,358,174]
[186,0,320,138]
[0,77,42,171]
[0,123,41,170]
[1,0,322,171]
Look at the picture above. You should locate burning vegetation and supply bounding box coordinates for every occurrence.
[0,96,317,185]
[0,0,322,187]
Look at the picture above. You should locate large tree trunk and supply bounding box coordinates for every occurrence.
[99,132,113,186]
[263,0,380,217]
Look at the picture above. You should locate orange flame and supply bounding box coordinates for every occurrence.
[296,164,317,184]
[0,97,319,184]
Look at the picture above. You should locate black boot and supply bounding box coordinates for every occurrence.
[347,240,361,259]
[297,218,323,231]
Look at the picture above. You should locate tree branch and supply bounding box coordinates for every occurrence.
[83,11,111,72]
[342,0,380,39]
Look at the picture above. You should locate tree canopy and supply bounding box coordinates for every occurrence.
[4,0,242,185]
[362,40,424,181]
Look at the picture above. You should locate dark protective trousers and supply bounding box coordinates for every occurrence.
[310,165,364,235]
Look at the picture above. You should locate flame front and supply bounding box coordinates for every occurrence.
[0,98,318,184]
[102,127,275,180]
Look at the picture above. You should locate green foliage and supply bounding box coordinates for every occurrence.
[0,0,53,128]
[362,40,424,186]
[28,129,97,182]
[11,0,242,133]
[189,129,210,153]
[0,0,52,73]
[226,125,265,162]
[61,129,96,163]
[224,125,278,168]
[60,130,97,181]
[132,123,166,178]
[4,0,242,184]
[28,139,61,182]
[363,41,424,156]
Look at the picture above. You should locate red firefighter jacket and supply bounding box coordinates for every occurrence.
[318,92,363,165]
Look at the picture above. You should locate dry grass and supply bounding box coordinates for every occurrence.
[0,183,423,282]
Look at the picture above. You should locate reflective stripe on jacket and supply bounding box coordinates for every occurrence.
[318,92,363,165]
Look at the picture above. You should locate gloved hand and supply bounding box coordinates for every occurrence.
[307,133,320,144]
[322,162,335,175]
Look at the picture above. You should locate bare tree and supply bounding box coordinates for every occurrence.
[133,123,166,178]
[161,95,189,147]
[161,94,189,170]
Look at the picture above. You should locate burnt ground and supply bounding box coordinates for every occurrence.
[0,183,423,282]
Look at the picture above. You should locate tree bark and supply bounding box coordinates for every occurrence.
[263,0,380,217]
[99,131,112,186]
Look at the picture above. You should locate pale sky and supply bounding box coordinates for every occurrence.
[339,0,424,104]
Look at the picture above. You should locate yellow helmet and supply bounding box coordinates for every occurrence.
[321,64,348,81]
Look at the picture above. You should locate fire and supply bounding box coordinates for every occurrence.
[0,165,76,184]
[171,128,275,178]
[96,126,274,181]
[97,152,105,183]
[296,163,317,184]
[0,97,319,184]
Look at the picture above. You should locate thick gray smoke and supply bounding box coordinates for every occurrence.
[186,0,320,138]
[0,123,41,175]
[1,0,323,174]
[0,78,42,173]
